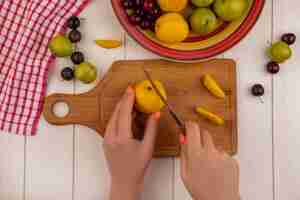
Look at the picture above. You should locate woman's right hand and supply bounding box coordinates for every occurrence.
[180,121,240,200]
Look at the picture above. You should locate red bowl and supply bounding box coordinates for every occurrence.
[111,0,265,61]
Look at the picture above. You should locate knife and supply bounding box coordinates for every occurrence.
[142,68,186,134]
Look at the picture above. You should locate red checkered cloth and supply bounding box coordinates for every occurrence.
[0,0,91,135]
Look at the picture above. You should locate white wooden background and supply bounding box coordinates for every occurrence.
[0,0,299,200]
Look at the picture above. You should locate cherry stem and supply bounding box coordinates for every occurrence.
[259,96,264,104]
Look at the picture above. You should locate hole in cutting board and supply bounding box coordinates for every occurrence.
[52,102,70,118]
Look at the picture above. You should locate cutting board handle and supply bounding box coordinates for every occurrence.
[43,93,99,126]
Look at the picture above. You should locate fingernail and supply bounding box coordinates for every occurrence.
[153,112,161,120]
[180,134,187,144]
[126,86,134,94]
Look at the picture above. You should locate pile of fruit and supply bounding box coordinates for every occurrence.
[48,16,97,84]
[250,33,296,102]
[122,0,248,44]
[266,33,296,74]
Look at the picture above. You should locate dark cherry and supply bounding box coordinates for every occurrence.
[281,33,296,45]
[266,61,280,74]
[135,8,146,17]
[149,22,155,32]
[68,30,82,43]
[129,15,142,25]
[122,0,134,9]
[140,20,151,29]
[251,84,265,97]
[144,12,155,21]
[150,6,162,18]
[67,16,80,30]
[61,67,74,81]
[134,0,144,7]
[143,0,155,11]
[71,51,85,65]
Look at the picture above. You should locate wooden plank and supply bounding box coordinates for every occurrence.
[126,36,173,200]
[0,134,24,200]
[223,1,274,199]
[25,58,74,200]
[273,0,300,199]
[73,2,125,200]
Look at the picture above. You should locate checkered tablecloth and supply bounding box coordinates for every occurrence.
[0,0,90,135]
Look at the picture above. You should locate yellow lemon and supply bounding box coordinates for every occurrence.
[135,80,167,114]
[158,0,188,12]
[155,13,189,44]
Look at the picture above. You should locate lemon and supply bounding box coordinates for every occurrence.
[155,13,189,44]
[158,0,188,12]
[135,80,167,114]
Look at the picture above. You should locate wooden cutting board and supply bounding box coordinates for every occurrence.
[43,59,237,157]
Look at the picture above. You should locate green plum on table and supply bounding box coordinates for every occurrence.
[75,62,97,84]
[268,41,292,63]
[48,35,73,57]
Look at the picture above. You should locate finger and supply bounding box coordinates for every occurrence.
[142,112,160,155]
[180,141,188,181]
[104,101,121,140]
[179,134,187,145]
[202,130,216,151]
[185,121,202,156]
[117,86,135,139]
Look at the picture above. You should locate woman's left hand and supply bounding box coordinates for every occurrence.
[103,86,161,200]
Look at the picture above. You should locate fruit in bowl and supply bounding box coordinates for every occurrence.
[214,0,248,21]
[191,0,215,7]
[190,8,218,35]
[122,0,249,42]
[158,0,188,12]
[112,0,265,60]
[155,13,189,43]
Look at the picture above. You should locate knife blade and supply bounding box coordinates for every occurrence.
[142,68,186,134]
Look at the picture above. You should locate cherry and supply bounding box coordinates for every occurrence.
[67,16,80,30]
[281,33,296,45]
[68,30,82,43]
[134,0,144,8]
[150,6,162,18]
[129,15,142,25]
[71,51,85,65]
[61,67,74,81]
[140,20,151,29]
[122,0,134,9]
[266,61,280,74]
[251,84,265,97]
[143,0,155,11]
[135,8,146,17]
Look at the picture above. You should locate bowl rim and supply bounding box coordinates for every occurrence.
[111,0,265,61]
